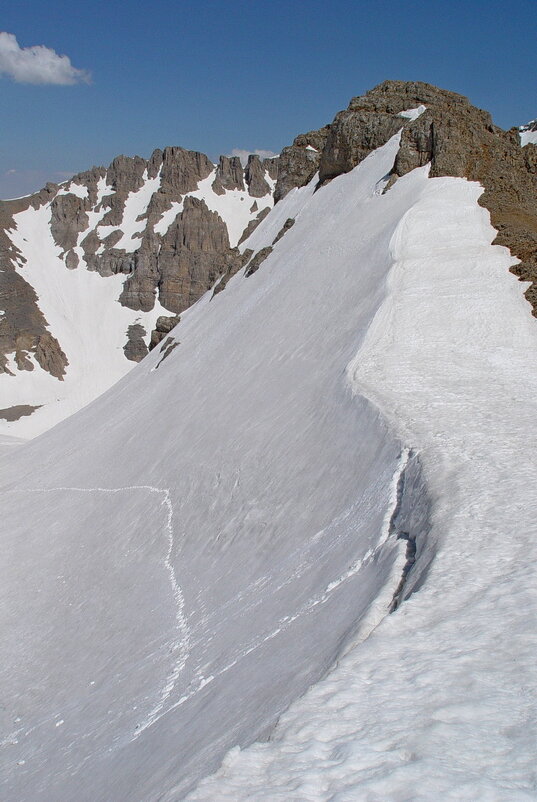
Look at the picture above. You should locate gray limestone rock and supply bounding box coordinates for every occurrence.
[245,246,273,277]
[64,250,80,270]
[34,332,68,379]
[123,323,149,362]
[211,249,253,298]
[212,156,245,194]
[149,315,180,350]
[0,404,41,421]
[274,127,329,202]
[0,191,69,379]
[154,336,180,368]
[238,207,271,245]
[157,196,239,312]
[245,155,270,198]
[272,217,295,245]
[50,193,90,253]
[263,157,279,181]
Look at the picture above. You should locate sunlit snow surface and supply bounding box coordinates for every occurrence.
[1,134,537,802]
[398,104,427,120]
[520,127,537,146]
[188,174,537,799]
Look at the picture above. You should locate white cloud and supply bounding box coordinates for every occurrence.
[230,149,279,167]
[0,32,90,85]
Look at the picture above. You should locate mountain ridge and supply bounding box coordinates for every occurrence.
[1,80,536,438]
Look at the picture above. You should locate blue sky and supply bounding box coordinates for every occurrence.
[1,0,536,198]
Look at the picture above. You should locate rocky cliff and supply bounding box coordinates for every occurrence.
[0,148,277,379]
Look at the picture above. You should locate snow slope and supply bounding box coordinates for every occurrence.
[1,132,536,802]
[0,134,423,800]
[187,176,537,800]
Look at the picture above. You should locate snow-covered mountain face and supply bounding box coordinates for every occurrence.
[1,80,537,801]
[1,80,536,440]
[0,150,277,436]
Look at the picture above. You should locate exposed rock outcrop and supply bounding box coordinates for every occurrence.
[277,81,537,315]
[155,196,241,313]
[324,81,537,315]
[238,207,271,245]
[0,140,277,382]
[272,217,295,245]
[123,323,149,362]
[212,156,245,194]
[34,332,68,379]
[245,246,273,277]
[245,155,271,197]
[274,127,329,202]
[149,315,180,350]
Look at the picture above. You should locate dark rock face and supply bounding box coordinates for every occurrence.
[272,217,295,245]
[245,155,271,197]
[0,192,69,379]
[263,157,279,181]
[0,404,41,421]
[34,332,68,379]
[123,323,149,362]
[238,207,271,245]
[274,127,329,202]
[149,315,180,350]
[154,335,180,368]
[245,246,273,277]
[50,192,89,253]
[155,196,241,313]
[212,156,245,194]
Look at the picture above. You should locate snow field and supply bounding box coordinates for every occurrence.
[187,171,537,800]
[0,134,423,800]
[3,129,536,801]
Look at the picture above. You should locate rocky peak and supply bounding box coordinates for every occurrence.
[158,147,214,195]
[274,126,329,202]
[212,156,245,195]
[245,155,271,197]
[275,80,537,316]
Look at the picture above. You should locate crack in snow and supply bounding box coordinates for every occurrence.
[145,450,414,725]
[8,485,190,739]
